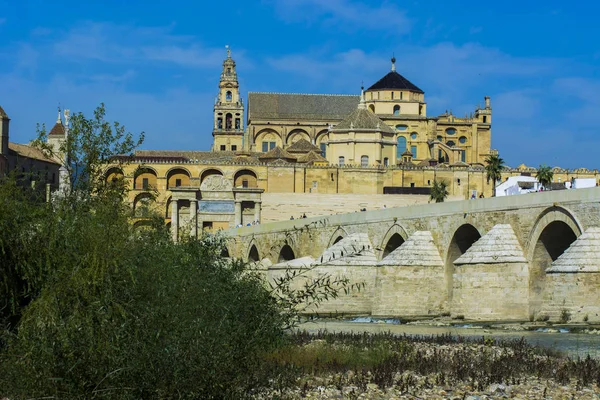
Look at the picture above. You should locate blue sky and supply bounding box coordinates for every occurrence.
[1,0,599,168]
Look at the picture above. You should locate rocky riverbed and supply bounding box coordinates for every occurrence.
[253,331,600,399]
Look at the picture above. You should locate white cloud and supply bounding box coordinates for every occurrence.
[51,22,241,69]
[269,0,412,33]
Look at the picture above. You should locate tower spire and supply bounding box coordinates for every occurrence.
[391,54,396,72]
[57,105,62,124]
[358,84,366,109]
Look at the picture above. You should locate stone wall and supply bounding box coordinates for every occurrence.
[225,187,600,321]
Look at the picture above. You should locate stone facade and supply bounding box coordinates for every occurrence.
[0,105,61,187]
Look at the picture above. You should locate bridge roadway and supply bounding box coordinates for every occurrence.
[223,187,600,322]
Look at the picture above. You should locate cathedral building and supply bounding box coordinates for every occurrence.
[100,48,598,237]
[219,52,492,167]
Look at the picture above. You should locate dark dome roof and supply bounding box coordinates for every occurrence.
[367,71,424,94]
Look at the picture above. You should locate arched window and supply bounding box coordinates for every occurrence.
[226,91,232,101]
[368,104,375,113]
[383,157,389,167]
[225,113,232,130]
[361,155,369,167]
[393,105,400,115]
[338,156,345,166]
[397,136,407,159]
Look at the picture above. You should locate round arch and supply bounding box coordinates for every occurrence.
[234,169,258,188]
[133,219,153,231]
[166,167,191,189]
[133,166,158,190]
[527,206,582,316]
[254,129,283,150]
[315,129,329,145]
[526,206,583,261]
[286,129,310,145]
[133,192,155,218]
[200,168,223,183]
[165,196,172,219]
[278,244,296,263]
[327,226,348,247]
[445,223,482,302]
[379,224,409,260]
[104,166,124,184]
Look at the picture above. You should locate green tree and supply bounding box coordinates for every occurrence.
[430,179,449,203]
[485,154,505,196]
[1,104,351,398]
[537,164,554,190]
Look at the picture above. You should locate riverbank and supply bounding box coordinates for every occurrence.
[253,330,600,399]
[298,317,600,359]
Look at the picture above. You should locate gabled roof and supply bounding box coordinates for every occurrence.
[332,107,395,133]
[286,138,321,154]
[258,146,296,162]
[8,142,60,165]
[49,122,66,136]
[0,105,8,119]
[296,150,328,165]
[248,92,359,121]
[367,71,424,94]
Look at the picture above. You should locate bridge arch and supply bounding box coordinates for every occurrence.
[220,245,230,258]
[278,244,296,262]
[527,206,582,316]
[327,226,348,247]
[248,243,260,263]
[445,223,482,304]
[379,224,409,260]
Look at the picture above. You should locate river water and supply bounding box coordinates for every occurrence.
[298,320,600,359]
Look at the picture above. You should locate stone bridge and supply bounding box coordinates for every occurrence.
[223,187,600,322]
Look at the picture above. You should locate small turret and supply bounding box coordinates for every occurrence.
[0,105,9,156]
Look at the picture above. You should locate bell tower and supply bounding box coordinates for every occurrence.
[212,46,244,152]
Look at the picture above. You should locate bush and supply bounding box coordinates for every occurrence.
[1,222,286,398]
[0,105,289,398]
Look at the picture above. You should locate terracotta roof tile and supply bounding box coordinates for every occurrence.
[286,138,321,153]
[332,107,395,133]
[258,146,296,161]
[8,142,60,164]
[48,122,66,136]
[248,92,359,121]
[296,150,328,164]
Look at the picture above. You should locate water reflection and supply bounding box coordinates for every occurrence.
[298,320,600,359]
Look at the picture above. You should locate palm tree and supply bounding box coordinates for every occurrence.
[430,179,449,203]
[536,164,554,190]
[485,154,505,197]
